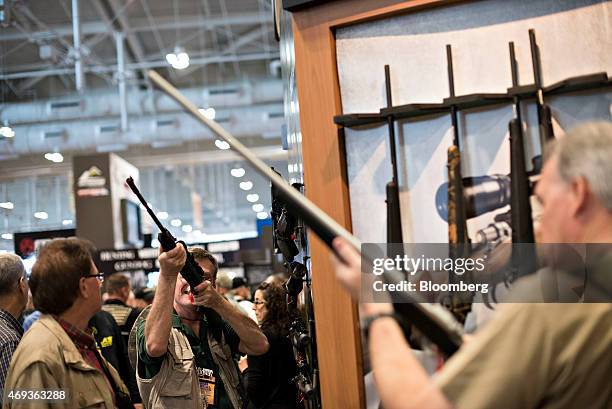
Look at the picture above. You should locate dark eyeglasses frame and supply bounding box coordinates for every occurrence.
[83,273,105,282]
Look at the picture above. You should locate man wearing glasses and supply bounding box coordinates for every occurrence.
[3,238,130,409]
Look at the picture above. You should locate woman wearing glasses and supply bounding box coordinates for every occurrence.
[243,281,299,409]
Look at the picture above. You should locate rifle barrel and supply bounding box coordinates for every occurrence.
[126,176,166,233]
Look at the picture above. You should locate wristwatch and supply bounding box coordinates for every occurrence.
[362,312,398,338]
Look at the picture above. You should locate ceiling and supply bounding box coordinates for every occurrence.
[0,0,288,252]
[0,0,279,100]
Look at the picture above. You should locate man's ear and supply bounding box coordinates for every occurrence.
[569,176,590,217]
[79,277,90,299]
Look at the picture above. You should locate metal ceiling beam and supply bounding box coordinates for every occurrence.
[0,51,279,80]
[0,12,271,42]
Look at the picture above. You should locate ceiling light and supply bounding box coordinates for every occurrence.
[0,126,15,138]
[156,211,168,220]
[34,211,48,220]
[252,203,264,212]
[230,167,245,178]
[0,202,14,210]
[165,48,190,70]
[182,224,193,233]
[1,233,13,240]
[239,181,253,191]
[62,219,73,226]
[44,152,64,163]
[215,139,230,150]
[246,194,259,203]
[256,212,268,220]
[198,107,216,120]
[170,218,182,227]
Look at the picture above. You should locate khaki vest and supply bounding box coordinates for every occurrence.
[131,307,243,409]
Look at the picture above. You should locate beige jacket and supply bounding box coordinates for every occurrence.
[2,314,128,409]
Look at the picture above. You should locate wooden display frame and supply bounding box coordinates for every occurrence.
[291,0,463,407]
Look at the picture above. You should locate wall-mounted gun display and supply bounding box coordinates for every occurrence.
[270,170,321,408]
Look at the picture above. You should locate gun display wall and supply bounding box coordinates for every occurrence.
[335,1,611,306]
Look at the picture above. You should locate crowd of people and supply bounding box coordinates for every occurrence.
[0,241,301,408]
[0,121,610,409]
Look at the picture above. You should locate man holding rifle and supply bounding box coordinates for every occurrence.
[133,245,268,409]
[331,121,612,409]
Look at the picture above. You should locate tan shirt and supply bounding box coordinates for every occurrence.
[435,303,612,409]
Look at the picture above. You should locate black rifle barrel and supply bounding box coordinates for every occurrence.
[126,177,169,234]
[528,29,555,146]
[147,69,463,356]
[384,65,403,244]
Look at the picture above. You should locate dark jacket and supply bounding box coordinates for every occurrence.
[89,310,141,404]
[244,329,298,409]
[102,299,141,345]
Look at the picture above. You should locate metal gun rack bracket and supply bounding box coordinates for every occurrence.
[334,73,611,129]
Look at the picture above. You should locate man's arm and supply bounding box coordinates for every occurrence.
[331,238,452,409]
[193,281,269,355]
[144,245,186,357]
[367,310,452,409]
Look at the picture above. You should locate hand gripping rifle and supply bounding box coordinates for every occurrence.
[146,70,463,357]
[125,177,224,341]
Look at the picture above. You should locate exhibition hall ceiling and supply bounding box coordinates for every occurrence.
[0,0,286,251]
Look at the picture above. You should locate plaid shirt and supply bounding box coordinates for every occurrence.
[0,308,23,403]
[52,315,115,403]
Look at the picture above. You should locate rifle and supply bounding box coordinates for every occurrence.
[384,65,404,244]
[445,44,472,323]
[125,177,224,341]
[529,29,555,148]
[147,69,463,357]
[508,41,537,267]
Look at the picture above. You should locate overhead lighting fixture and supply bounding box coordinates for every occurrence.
[34,211,48,220]
[170,218,182,227]
[165,47,190,70]
[215,139,230,150]
[198,107,216,120]
[252,203,264,212]
[0,126,15,138]
[44,152,64,163]
[246,194,259,203]
[62,219,73,226]
[0,201,14,210]
[239,181,253,191]
[230,167,245,178]
[1,233,13,240]
[182,224,193,233]
[156,211,168,220]
[256,212,268,220]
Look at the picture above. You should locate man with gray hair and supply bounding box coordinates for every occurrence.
[0,254,28,405]
[331,121,612,409]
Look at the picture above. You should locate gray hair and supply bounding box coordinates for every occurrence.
[0,254,26,297]
[215,271,233,290]
[548,121,612,211]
